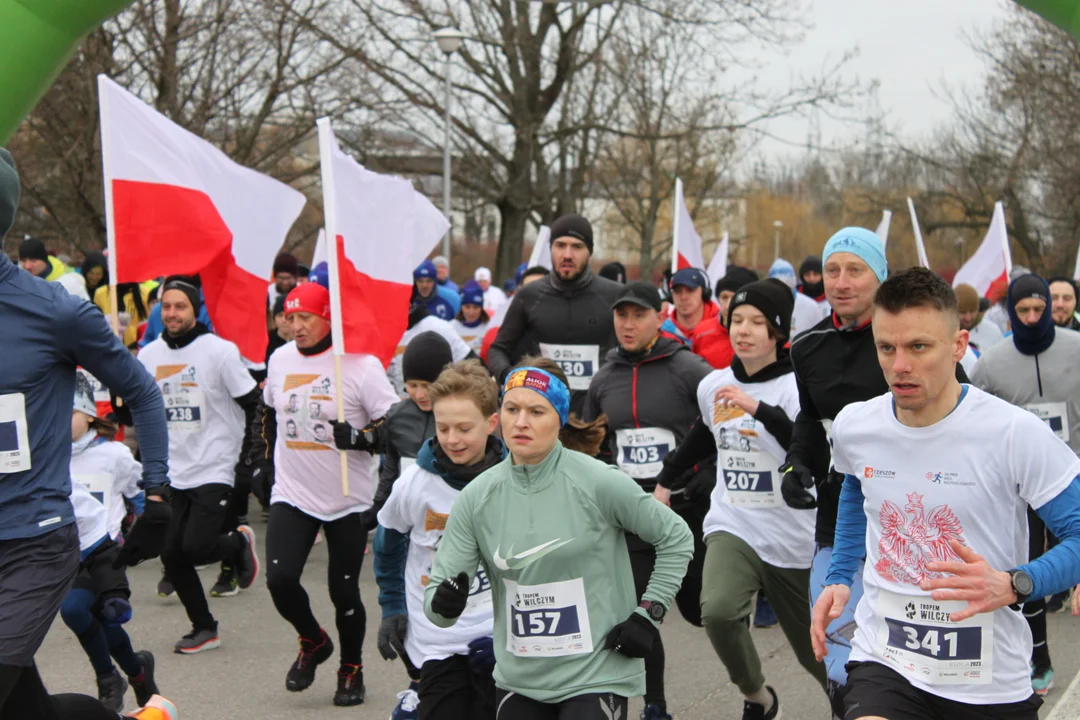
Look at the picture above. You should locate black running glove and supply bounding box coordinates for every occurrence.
[330,419,374,452]
[430,571,470,619]
[377,614,408,661]
[251,462,274,508]
[780,460,817,510]
[604,612,659,659]
[112,499,172,568]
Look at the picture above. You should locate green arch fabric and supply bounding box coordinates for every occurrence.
[1018,0,1080,38]
[0,0,133,144]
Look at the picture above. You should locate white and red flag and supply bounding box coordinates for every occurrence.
[98,75,306,362]
[952,201,1012,296]
[706,231,729,285]
[317,117,448,366]
[672,178,705,272]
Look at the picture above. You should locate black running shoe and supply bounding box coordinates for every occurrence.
[286,629,334,692]
[742,686,779,720]
[333,664,365,707]
[97,667,128,713]
[129,650,159,708]
[209,565,239,597]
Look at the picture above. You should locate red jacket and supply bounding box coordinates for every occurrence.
[660,302,734,370]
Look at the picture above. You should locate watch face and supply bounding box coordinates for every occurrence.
[648,603,665,620]
[1015,572,1034,596]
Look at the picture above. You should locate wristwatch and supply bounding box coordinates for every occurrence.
[1008,569,1034,611]
[639,601,666,623]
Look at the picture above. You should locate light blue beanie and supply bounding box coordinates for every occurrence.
[822,227,888,282]
[767,259,798,298]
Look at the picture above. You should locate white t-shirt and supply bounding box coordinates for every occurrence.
[450,319,489,353]
[968,320,1005,354]
[265,343,398,520]
[387,316,473,398]
[70,481,110,552]
[70,437,142,542]
[482,286,508,316]
[137,334,256,489]
[698,367,816,568]
[378,464,494,666]
[832,386,1080,705]
[792,292,825,339]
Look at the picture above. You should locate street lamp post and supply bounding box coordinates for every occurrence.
[434,27,465,269]
[773,220,783,262]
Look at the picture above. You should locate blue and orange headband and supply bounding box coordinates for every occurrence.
[502,367,570,426]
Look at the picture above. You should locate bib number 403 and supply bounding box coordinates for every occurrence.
[625,446,661,464]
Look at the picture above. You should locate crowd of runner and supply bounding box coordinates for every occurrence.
[5,141,1080,720]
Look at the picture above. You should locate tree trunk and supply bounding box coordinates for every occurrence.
[496,200,531,283]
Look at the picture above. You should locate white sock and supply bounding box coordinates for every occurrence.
[746,686,773,711]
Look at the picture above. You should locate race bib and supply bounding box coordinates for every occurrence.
[163,390,205,433]
[0,393,32,473]
[873,590,993,685]
[505,577,593,658]
[615,427,676,479]
[719,449,781,508]
[1024,402,1070,443]
[73,473,114,519]
[538,344,599,391]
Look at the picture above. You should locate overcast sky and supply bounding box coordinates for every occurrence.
[744,0,1014,160]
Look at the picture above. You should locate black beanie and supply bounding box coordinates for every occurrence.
[727,278,794,340]
[273,252,299,277]
[799,255,822,277]
[599,261,626,284]
[402,331,453,383]
[715,266,758,295]
[549,214,594,254]
[0,149,17,240]
[19,237,48,263]
[161,276,202,314]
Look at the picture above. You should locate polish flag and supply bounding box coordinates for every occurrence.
[317,118,448,365]
[528,225,552,270]
[875,210,892,246]
[953,201,1012,296]
[906,198,931,270]
[672,178,705,272]
[98,76,306,362]
[706,231,729,285]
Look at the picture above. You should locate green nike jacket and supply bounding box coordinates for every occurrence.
[424,440,693,703]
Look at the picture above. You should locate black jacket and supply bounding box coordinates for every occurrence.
[381,397,436,484]
[787,314,969,546]
[487,269,623,410]
[584,337,713,492]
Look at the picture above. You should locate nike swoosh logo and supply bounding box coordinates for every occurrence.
[492,538,575,571]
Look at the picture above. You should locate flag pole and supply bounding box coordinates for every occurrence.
[671,178,682,276]
[907,197,930,270]
[97,75,121,339]
[317,117,350,498]
[995,201,1013,277]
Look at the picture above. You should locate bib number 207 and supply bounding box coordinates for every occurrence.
[724,470,772,491]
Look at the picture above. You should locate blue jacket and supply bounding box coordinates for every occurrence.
[436,284,460,317]
[421,289,456,321]
[438,278,459,294]
[141,293,213,347]
[0,254,168,541]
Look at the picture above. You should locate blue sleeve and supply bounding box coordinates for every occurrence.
[1021,476,1080,598]
[198,294,213,331]
[825,474,868,586]
[373,525,409,618]
[130,492,145,517]
[62,299,169,489]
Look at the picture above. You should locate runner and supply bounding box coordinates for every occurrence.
[584,281,713,720]
[376,332,455,720]
[0,147,176,720]
[451,281,490,352]
[388,303,474,398]
[812,267,1080,720]
[488,215,623,412]
[798,255,828,312]
[414,260,458,321]
[433,255,458,294]
[955,284,1005,353]
[970,273,1080,695]
[767,258,826,338]
[267,252,300,310]
[1048,276,1080,330]
[377,360,504,720]
[661,267,733,369]
[656,278,826,720]
[479,266,550,364]
[599,261,627,284]
[137,277,261,648]
[18,236,90,300]
[474,267,507,315]
[424,358,694,720]
[64,372,158,712]
[254,281,398,706]
[141,275,213,347]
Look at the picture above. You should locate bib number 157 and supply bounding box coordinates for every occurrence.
[511,606,579,638]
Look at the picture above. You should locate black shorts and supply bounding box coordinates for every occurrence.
[71,540,130,605]
[843,662,1042,720]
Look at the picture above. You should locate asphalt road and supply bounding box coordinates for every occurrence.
[35,515,1080,719]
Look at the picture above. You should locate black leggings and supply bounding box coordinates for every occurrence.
[265,503,368,665]
[419,655,495,720]
[0,663,118,720]
[627,536,666,709]
[1026,507,1051,671]
[495,689,627,720]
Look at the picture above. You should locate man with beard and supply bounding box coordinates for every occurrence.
[487,214,622,413]
[1048,277,1080,331]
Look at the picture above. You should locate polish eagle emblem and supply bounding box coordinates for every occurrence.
[875,492,965,585]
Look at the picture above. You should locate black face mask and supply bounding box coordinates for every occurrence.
[1007,275,1055,356]
[800,279,824,298]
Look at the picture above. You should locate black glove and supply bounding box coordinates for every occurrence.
[467,636,495,670]
[780,460,817,510]
[112,498,172,568]
[377,614,408,661]
[330,419,374,452]
[430,571,470,619]
[681,464,717,503]
[251,462,274,508]
[604,611,659,658]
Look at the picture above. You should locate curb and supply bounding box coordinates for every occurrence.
[1048,669,1080,719]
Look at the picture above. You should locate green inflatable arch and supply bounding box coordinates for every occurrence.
[0,0,1077,145]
